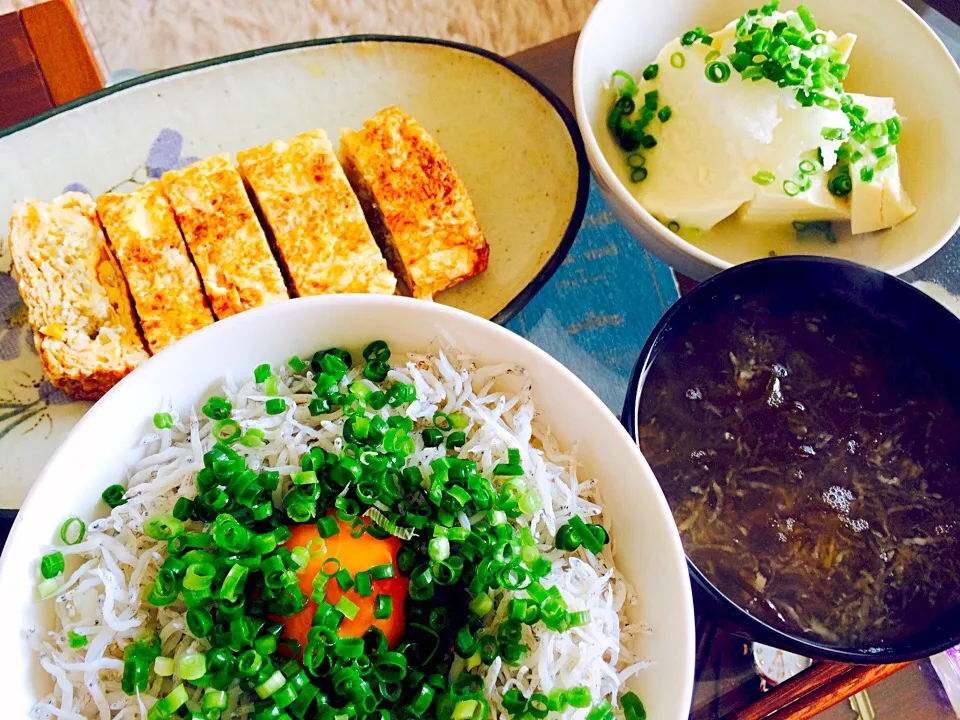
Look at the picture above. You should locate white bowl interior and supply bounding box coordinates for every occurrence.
[574,0,960,279]
[0,296,695,719]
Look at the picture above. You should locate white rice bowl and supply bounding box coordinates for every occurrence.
[0,296,695,720]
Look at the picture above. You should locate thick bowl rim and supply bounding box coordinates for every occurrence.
[0,34,590,327]
[0,293,697,711]
[621,255,960,663]
[572,0,960,278]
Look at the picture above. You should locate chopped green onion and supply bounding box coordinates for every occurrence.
[264,375,279,396]
[256,670,286,699]
[153,412,173,430]
[201,396,231,420]
[40,551,65,579]
[704,49,720,64]
[783,180,802,197]
[354,570,373,597]
[67,629,87,648]
[254,363,272,383]
[641,63,658,80]
[828,172,853,197]
[316,515,339,538]
[705,61,731,83]
[265,398,287,415]
[153,656,174,677]
[144,513,184,541]
[59,517,86,545]
[371,563,395,580]
[335,596,360,621]
[797,5,817,32]
[213,418,242,443]
[374,594,393,619]
[860,166,875,183]
[622,692,648,720]
[798,159,818,175]
[657,106,672,123]
[631,167,649,183]
[240,428,264,447]
[288,355,307,373]
[101,484,127,508]
[179,651,206,681]
[670,52,686,69]
[821,127,847,141]
[876,153,897,171]
[752,171,775,186]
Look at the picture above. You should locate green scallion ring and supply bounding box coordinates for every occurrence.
[144,513,185,541]
[704,49,720,64]
[667,221,681,233]
[752,171,776,186]
[641,63,659,81]
[798,159,818,175]
[60,517,86,545]
[212,418,242,443]
[101,484,127,509]
[705,61,731,83]
[828,173,853,198]
[783,180,802,197]
[670,52,686,69]
[630,167,648,183]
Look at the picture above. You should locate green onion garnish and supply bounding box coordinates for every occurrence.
[101,484,127,508]
[60,517,85,545]
[623,692,648,720]
[40,551,64,579]
[670,52,686,69]
[264,398,287,415]
[254,363,271,384]
[876,153,897,171]
[704,49,720,64]
[783,180,802,197]
[705,61,732,83]
[144,513,184,541]
[642,63,659,80]
[752,171,776,186]
[153,412,173,430]
[658,106,672,123]
[860,166,875,183]
[373,594,393,619]
[631,167,649,183]
[797,5,818,32]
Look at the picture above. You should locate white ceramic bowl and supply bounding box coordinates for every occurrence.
[574,0,960,280]
[0,296,695,719]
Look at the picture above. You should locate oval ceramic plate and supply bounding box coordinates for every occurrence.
[0,36,588,508]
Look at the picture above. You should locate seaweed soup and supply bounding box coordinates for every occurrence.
[638,288,960,648]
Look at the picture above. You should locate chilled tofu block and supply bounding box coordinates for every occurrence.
[340,107,489,299]
[237,129,396,297]
[7,193,148,399]
[848,94,916,234]
[632,14,859,231]
[162,155,289,319]
[97,182,215,352]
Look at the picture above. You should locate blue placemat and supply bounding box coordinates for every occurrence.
[508,179,679,412]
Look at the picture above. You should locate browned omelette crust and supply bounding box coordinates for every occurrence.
[97,182,215,352]
[340,106,489,299]
[7,193,149,400]
[161,155,289,319]
[237,130,396,297]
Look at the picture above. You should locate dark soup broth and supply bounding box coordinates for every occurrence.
[638,290,960,648]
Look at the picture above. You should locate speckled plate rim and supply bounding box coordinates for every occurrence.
[620,255,960,664]
[0,34,589,327]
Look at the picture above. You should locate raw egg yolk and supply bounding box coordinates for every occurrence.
[281,517,408,652]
